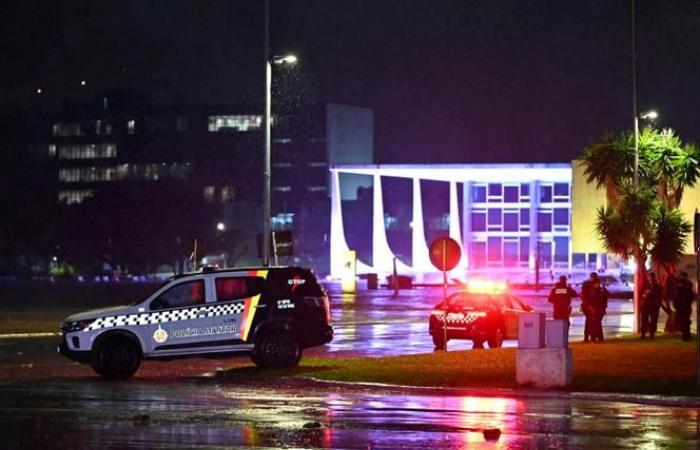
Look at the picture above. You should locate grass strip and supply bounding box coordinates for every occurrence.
[224,335,699,396]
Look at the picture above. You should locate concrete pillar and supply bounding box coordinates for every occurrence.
[411,177,431,272]
[462,181,472,270]
[529,180,540,270]
[449,180,466,274]
[330,169,350,278]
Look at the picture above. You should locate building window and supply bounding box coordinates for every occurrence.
[307,186,326,192]
[471,185,486,203]
[273,138,292,144]
[208,115,262,132]
[554,183,570,203]
[503,185,519,203]
[271,213,294,230]
[487,236,502,262]
[384,215,398,230]
[520,237,530,263]
[203,186,215,203]
[504,211,518,232]
[95,120,112,136]
[539,184,553,203]
[537,210,552,232]
[274,186,292,192]
[127,120,135,135]
[487,183,502,201]
[520,183,530,201]
[221,186,234,202]
[58,143,117,159]
[553,208,569,226]
[471,211,486,232]
[48,144,57,158]
[308,162,326,168]
[273,162,292,168]
[430,213,449,230]
[519,208,530,227]
[52,122,83,137]
[58,190,94,205]
[487,208,502,225]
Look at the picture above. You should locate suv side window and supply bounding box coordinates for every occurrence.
[215,276,265,302]
[150,280,204,310]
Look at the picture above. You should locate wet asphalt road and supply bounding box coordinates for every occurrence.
[1,377,699,449]
[1,284,698,448]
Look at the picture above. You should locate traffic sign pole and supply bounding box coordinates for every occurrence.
[443,239,448,351]
[429,236,462,352]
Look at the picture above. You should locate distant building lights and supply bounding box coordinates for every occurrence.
[216,222,226,232]
[36,88,42,94]
[80,80,86,86]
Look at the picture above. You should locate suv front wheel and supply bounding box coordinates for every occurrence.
[251,330,302,369]
[91,337,141,379]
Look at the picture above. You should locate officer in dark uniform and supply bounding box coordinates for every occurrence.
[641,272,662,339]
[580,272,598,342]
[673,271,695,341]
[590,279,609,342]
[548,275,577,326]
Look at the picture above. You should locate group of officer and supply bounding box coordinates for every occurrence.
[640,271,695,341]
[548,271,696,342]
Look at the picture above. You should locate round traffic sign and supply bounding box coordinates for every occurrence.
[429,237,461,271]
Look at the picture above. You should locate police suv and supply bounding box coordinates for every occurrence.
[429,282,533,350]
[59,267,333,379]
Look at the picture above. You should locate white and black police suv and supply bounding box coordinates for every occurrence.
[59,267,332,379]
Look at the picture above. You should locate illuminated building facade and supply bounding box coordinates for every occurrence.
[330,164,577,280]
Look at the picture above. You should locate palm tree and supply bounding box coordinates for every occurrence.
[580,127,699,333]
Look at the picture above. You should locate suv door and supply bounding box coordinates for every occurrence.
[212,273,266,344]
[145,278,214,355]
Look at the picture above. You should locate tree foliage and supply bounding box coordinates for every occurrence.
[581,127,699,292]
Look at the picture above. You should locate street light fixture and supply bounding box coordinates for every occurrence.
[633,109,659,186]
[216,222,226,232]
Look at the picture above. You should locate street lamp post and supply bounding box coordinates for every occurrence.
[262,0,296,266]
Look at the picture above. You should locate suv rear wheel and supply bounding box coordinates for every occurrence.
[91,337,141,379]
[251,330,302,369]
[487,326,505,349]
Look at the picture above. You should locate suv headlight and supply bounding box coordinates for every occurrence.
[62,319,96,332]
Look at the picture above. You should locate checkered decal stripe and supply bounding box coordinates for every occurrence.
[85,302,245,331]
[444,314,481,325]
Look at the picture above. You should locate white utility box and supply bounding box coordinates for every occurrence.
[545,319,569,349]
[516,348,573,387]
[518,312,546,349]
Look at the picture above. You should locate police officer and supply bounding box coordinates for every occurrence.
[641,272,662,339]
[590,278,609,342]
[548,275,576,325]
[580,272,598,342]
[673,272,695,341]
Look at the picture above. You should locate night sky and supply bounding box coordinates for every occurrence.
[2,0,699,163]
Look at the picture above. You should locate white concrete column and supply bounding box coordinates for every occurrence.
[330,169,350,278]
[529,181,540,270]
[449,180,467,275]
[461,182,472,270]
[411,177,431,272]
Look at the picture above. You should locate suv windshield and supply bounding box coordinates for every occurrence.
[446,293,498,309]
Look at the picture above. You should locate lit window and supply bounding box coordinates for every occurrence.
[58,143,117,159]
[203,186,215,203]
[127,120,135,135]
[273,138,292,144]
[273,162,292,168]
[221,186,234,202]
[95,120,112,136]
[308,162,326,168]
[48,144,57,158]
[52,122,83,137]
[208,115,262,132]
[307,186,326,192]
[58,190,94,204]
[274,186,292,192]
[271,213,294,230]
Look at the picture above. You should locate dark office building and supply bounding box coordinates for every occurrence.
[34,91,372,275]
